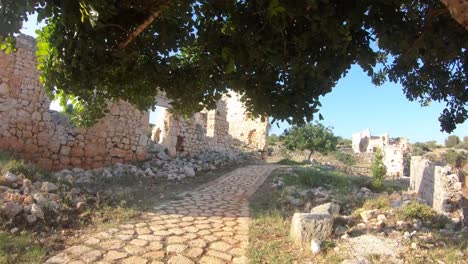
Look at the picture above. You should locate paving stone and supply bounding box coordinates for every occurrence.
[80,250,103,263]
[167,235,187,244]
[167,254,195,264]
[167,244,188,253]
[206,250,233,261]
[209,241,232,252]
[84,237,100,245]
[142,251,165,260]
[45,166,278,264]
[124,244,147,255]
[103,250,128,261]
[122,256,148,264]
[66,245,92,256]
[186,247,204,258]
[130,239,149,247]
[200,255,226,264]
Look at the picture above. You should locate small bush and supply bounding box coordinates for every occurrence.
[1,159,40,180]
[397,201,434,221]
[445,135,460,148]
[362,195,391,210]
[397,201,451,228]
[276,159,307,165]
[333,151,356,166]
[444,149,466,168]
[371,149,386,189]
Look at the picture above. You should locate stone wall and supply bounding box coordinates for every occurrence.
[1,34,269,170]
[410,156,463,221]
[158,93,269,157]
[0,35,149,170]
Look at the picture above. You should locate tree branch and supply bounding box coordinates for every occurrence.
[404,8,448,56]
[118,9,163,49]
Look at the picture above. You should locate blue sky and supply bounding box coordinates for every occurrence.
[21,14,467,144]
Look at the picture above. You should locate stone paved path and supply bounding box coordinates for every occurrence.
[45,165,277,264]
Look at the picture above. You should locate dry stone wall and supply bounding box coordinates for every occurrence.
[410,156,464,222]
[0,35,149,170]
[160,94,268,157]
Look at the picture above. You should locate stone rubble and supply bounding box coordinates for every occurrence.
[0,149,258,231]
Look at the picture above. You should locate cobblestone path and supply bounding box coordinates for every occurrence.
[45,165,277,264]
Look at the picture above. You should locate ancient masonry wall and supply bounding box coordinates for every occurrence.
[0,35,148,170]
[160,93,268,157]
[410,156,464,222]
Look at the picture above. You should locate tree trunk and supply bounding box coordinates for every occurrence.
[439,0,468,31]
[307,151,313,161]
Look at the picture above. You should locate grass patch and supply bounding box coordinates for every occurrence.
[249,171,300,263]
[276,159,308,165]
[281,167,369,196]
[362,195,391,211]
[0,152,46,181]
[81,205,140,229]
[0,232,46,264]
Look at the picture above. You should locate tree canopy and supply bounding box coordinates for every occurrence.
[283,123,337,159]
[0,0,466,130]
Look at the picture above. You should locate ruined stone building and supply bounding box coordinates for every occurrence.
[0,35,268,170]
[352,128,410,177]
[410,156,464,224]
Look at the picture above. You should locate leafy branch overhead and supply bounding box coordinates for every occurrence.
[0,0,466,131]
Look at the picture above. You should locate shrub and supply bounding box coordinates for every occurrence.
[445,135,461,148]
[276,159,307,165]
[268,134,280,146]
[333,151,356,166]
[1,159,39,180]
[371,149,386,189]
[396,201,451,228]
[444,149,466,168]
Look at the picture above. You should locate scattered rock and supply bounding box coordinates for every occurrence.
[184,167,196,177]
[310,239,322,254]
[41,182,58,192]
[31,204,44,219]
[2,201,22,218]
[290,213,333,250]
[360,209,380,222]
[4,172,17,183]
[310,202,340,216]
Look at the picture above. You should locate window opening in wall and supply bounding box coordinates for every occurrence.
[176,136,185,152]
[248,129,257,146]
[149,106,168,144]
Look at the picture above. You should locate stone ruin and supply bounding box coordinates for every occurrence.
[0,35,268,171]
[410,156,464,224]
[352,128,410,177]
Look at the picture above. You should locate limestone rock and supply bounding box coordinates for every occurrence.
[360,209,380,222]
[31,203,45,219]
[310,202,340,216]
[33,193,48,207]
[26,214,37,223]
[2,201,22,218]
[184,167,196,177]
[41,182,58,192]
[310,239,322,254]
[290,213,333,250]
[4,172,17,183]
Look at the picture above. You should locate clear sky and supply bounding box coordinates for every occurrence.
[21,14,467,144]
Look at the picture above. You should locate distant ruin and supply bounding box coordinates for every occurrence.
[352,128,410,177]
[0,35,268,170]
